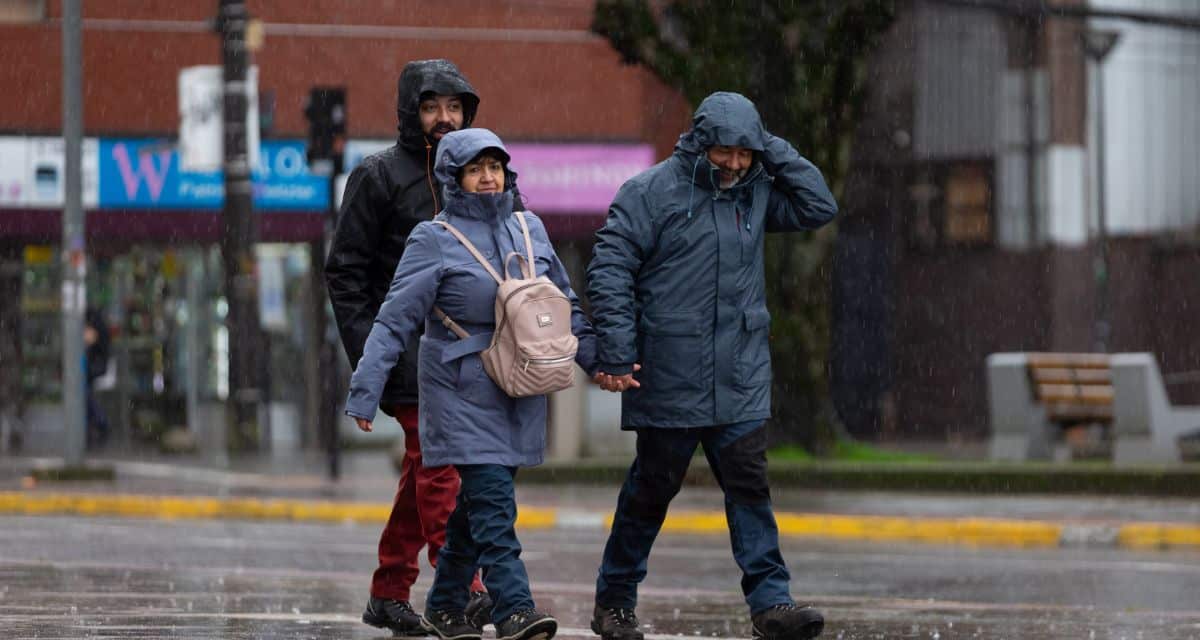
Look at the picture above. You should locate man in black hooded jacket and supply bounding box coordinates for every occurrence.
[325,59,513,636]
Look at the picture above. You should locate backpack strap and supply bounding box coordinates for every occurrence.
[433,220,503,284]
[431,219,503,341]
[430,214,537,341]
[514,211,536,279]
[432,306,471,340]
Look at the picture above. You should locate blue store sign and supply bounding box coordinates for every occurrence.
[98,139,327,210]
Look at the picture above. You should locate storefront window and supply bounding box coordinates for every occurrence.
[15,242,318,451]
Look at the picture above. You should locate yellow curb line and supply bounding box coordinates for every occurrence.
[0,492,556,528]
[624,511,1064,548]
[3,491,1199,550]
[1117,522,1200,549]
[777,513,1064,548]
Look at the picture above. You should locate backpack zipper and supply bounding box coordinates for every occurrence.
[522,354,575,373]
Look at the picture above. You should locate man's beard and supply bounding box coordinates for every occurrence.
[430,123,457,139]
[712,164,746,190]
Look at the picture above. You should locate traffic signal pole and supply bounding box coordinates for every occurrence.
[218,0,263,450]
[304,88,346,480]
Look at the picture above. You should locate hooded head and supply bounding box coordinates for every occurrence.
[677,91,767,155]
[434,128,519,219]
[396,59,480,151]
[674,92,768,217]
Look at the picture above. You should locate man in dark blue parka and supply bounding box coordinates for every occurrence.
[586,92,837,640]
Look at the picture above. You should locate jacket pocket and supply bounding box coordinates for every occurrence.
[638,311,706,392]
[735,308,772,386]
[456,352,503,404]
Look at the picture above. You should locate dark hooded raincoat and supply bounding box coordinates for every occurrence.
[324,59,488,411]
[345,129,597,467]
[586,92,838,429]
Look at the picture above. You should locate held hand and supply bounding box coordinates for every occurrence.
[598,364,642,392]
[355,417,373,433]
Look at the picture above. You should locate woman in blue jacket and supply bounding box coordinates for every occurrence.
[345,128,597,640]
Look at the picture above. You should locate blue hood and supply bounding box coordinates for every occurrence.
[675,91,767,156]
[434,128,519,220]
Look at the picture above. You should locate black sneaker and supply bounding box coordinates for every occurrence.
[465,590,494,628]
[496,608,558,640]
[590,606,643,640]
[751,603,824,640]
[362,596,428,637]
[423,609,483,640]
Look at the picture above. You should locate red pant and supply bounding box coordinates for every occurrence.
[371,405,485,601]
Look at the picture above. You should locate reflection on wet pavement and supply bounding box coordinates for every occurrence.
[2,515,1199,639]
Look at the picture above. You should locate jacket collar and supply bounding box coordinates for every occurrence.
[435,129,519,222]
[444,190,514,223]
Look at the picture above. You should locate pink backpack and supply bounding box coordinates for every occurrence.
[432,212,578,397]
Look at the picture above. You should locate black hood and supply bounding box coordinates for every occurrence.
[396,59,480,152]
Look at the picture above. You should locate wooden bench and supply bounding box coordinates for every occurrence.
[1025,353,1114,427]
[987,352,1114,461]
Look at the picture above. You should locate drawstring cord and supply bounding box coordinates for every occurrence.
[425,136,440,216]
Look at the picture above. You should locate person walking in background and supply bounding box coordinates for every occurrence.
[83,307,111,450]
[345,128,597,640]
[587,92,838,640]
[325,59,504,636]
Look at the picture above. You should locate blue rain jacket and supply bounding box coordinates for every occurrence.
[586,92,837,428]
[345,129,597,466]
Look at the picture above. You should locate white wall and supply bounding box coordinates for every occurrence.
[1046,146,1090,246]
[1088,0,1200,235]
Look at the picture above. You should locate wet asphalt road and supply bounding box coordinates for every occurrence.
[1,513,1198,639]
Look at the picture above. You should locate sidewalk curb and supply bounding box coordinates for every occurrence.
[523,462,1200,497]
[3,491,1198,551]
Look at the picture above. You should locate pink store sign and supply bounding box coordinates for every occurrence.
[506,143,655,214]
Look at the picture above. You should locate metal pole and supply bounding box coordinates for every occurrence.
[1081,29,1119,353]
[218,0,262,449]
[324,171,341,480]
[184,251,205,457]
[1023,19,1040,248]
[1093,60,1110,352]
[308,166,340,480]
[61,0,86,465]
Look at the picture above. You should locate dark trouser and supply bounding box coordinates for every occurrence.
[372,405,485,602]
[427,464,533,624]
[85,381,108,448]
[595,420,793,615]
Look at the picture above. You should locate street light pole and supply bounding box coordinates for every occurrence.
[61,0,86,465]
[1081,29,1120,353]
[218,0,262,449]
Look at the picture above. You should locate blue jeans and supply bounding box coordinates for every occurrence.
[595,420,793,615]
[426,464,533,624]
